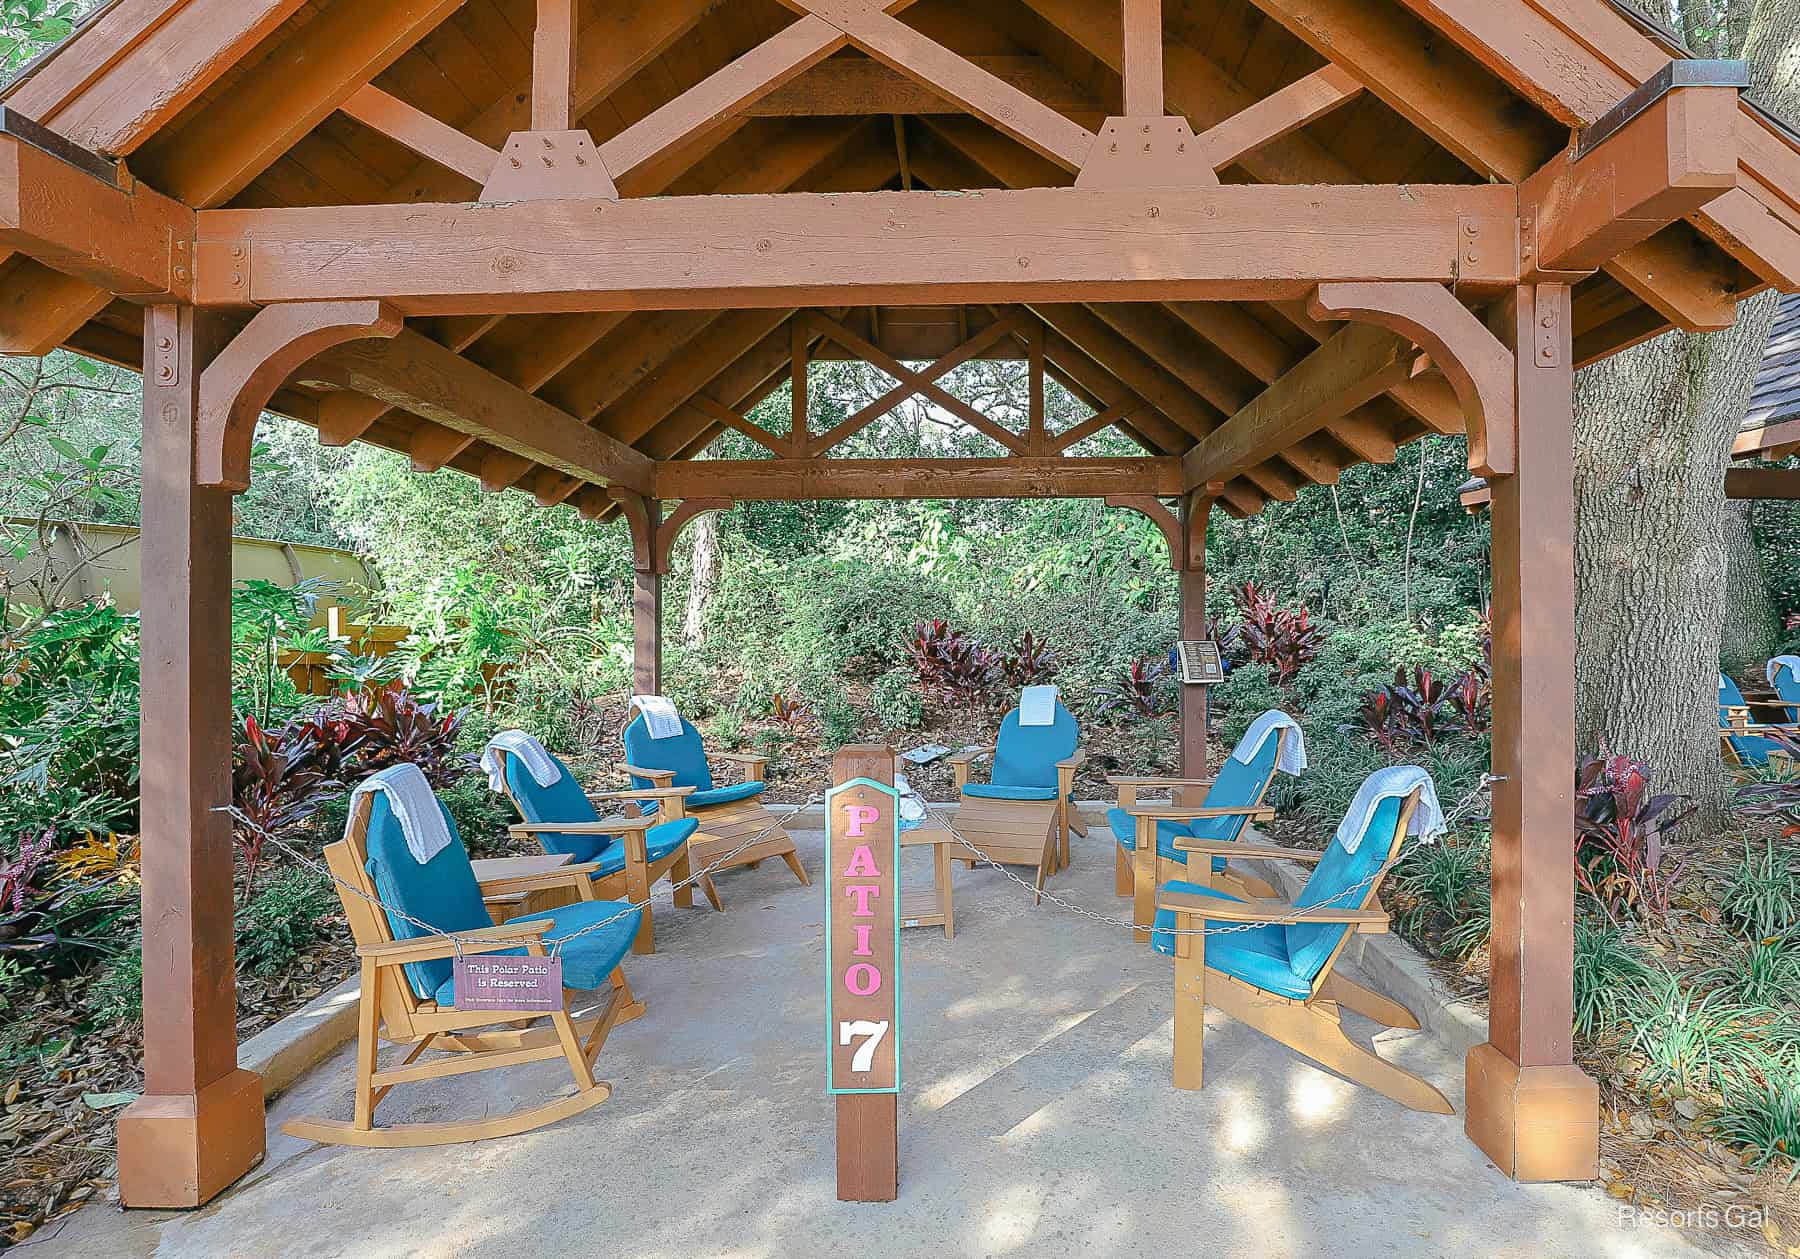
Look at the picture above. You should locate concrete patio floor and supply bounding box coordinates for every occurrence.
[39,824,1743,1258]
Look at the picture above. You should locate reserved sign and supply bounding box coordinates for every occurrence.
[825,777,902,1094]
[452,953,564,1012]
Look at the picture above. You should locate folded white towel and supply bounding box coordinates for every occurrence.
[1767,656,1800,687]
[894,771,927,828]
[633,695,683,740]
[480,731,562,794]
[1231,710,1308,775]
[1019,685,1059,727]
[351,764,453,865]
[1334,766,1445,855]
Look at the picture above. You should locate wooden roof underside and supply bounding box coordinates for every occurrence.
[6,0,1800,520]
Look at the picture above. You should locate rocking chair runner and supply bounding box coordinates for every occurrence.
[1152,778,1453,1115]
[620,707,809,890]
[283,786,645,1149]
[494,744,714,956]
[947,697,1084,903]
[1107,715,1298,942]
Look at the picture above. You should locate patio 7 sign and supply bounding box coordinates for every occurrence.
[825,777,902,1095]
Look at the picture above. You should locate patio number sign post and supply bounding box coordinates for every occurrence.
[826,746,902,1202]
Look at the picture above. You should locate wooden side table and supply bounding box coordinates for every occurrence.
[899,824,957,940]
[474,853,576,922]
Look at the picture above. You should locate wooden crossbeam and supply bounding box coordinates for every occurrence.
[656,457,1183,501]
[1726,466,1800,500]
[780,0,1096,170]
[300,329,652,494]
[749,56,1101,120]
[805,313,1024,456]
[339,85,499,184]
[690,394,787,455]
[1195,66,1364,172]
[1050,403,1134,453]
[195,183,1515,312]
[1184,322,1413,490]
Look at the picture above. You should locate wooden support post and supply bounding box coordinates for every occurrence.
[791,320,810,457]
[1465,283,1598,1182]
[532,0,577,132]
[627,497,663,698]
[1178,491,1211,805]
[116,306,265,1208]
[831,744,900,1203]
[1121,0,1164,118]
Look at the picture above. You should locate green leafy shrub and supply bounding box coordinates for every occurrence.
[1700,940,1800,1008]
[1571,919,1653,1039]
[83,947,142,1026]
[1712,1062,1800,1181]
[778,558,948,678]
[234,868,337,978]
[805,681,860,752]
[1624,972,1794,1097]
[437,773,516,857]
[1394,831,1488,934]
[1721,839,1799,940]
[705,711,747,751]
[1212,662,1286,748]
[870,668,923,731]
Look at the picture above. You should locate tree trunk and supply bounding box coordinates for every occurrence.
[682,509,719,647]
[1720,498,1778,673]
[1571,0,1798,823]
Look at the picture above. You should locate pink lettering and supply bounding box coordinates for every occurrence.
[852,923,873,956]
[843,844,880,878]
[845,804,881,837]
[845,963,882,996]
[846,884,881,916]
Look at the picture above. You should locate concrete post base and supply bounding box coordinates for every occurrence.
[117,1068,265,1208]
[1464,1041,1598,1182]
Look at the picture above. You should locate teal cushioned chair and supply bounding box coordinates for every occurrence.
[283,778,645,1148]
[950,698,1085,892]
[497,746,709,956]
[1150,778,1453,1114]
[618,707,810,891]
[1719,673,1787,766]
[1770,660,1800,724]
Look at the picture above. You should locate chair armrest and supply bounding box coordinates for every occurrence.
[591,786,697,802]
[947,745,995,765]
[478,863,602,899]
[1156,889,1388,931]
[1170,836,1325,862]
[1106,775,1216,789]
[509,820,630,838]
[1129,804,1276,822]
[1056,748,1088,771]
[949,745,994,791]
[714,751,769,782]
[359,919,553,963]
[614,762,676,785]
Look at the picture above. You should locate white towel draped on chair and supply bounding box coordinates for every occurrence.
[1019,684,1059,726]
[349,763,453,865]
[480,731,562,793]
[1231,710,1308,774]
[632,695,683,739]
[1767,656,1800,687]
[1333,765,1445,854]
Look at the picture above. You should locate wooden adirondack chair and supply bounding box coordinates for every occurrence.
[283,787,645,1148]
[1719,673,1794,767]
[1153,779,1453,1115]
[947,698,1084,902]
[1107,718,1297,943]
[1770,658,1800,723]
[620,705,808,890]
[494,744,716,956]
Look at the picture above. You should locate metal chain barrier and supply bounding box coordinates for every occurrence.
[220,788,826,960]
[919,771,1499,937]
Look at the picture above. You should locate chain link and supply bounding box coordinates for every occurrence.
[221,789,826,961]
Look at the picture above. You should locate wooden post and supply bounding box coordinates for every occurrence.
[830,745,900,1203]
[116,305,266,1208]
[1178,492,1211,804]
[1121,0,1164,118]
[1465,284,1599,1181]
[629,497,663,697]
[532,0,577,132]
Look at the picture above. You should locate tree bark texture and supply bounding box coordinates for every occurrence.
[682,508,719,647]
[1572,0,1797,821]
[1720,498,1778,673]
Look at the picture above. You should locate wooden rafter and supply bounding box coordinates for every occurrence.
[1195,66,1364,172]
[339,85,499,184]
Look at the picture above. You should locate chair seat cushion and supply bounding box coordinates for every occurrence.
[431,897,641,1005]
[1149,881,1312,999]
[1729,733,1781,766]
[687,780,767,809]
[1106,808,1226,871]
[963,783,1059,802]
[589,818,696,877]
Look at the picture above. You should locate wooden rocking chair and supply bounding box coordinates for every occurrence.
[947,696,1083,902]
[283,787,645,1148]
[493,743,715,956]
[620,705,808,892]
[1153,777,1453,1114]
[1108,715,1299,942]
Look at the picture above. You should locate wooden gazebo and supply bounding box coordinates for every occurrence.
[4,0,1799,1209]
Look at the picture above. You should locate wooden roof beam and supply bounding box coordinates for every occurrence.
[1725,466,1800,500]
[299,329,653,494]
[1031,303,1219,442]
[656,457,1184,501]
[1184,322,1414,490]
[338,85,499,184]
[1194,66,1365,173]
[749,56,1101,120]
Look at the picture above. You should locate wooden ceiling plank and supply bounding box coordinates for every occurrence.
[339,83,500,183]
[1031,303,1218,441]
[408,420,478,472]
[596,308,794,445]
[1035,323,1190,455]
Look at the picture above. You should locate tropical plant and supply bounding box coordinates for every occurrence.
[1574,748,1694,924]
[0,830,127,967]
[1733,730,1800,833]
[231,715,341,898]
[1232,581,1326,685]
[232,577,335,726]
[998,631,1058,689]
[1444,663,1492,735]
[901,620,998,707]
[1094,657,1174,720]
[338,682,472,789]
[769,692,809,727]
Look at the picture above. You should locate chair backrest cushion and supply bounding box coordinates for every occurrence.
[1188,734,1281,843]
[623,712,714,793]
[504,750,613,862]
[1773,662,1800,723]
[991,702,1079,791]
[1719,673,1748,715]
[362,793,494,1001]
[1284,794,1404,986]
